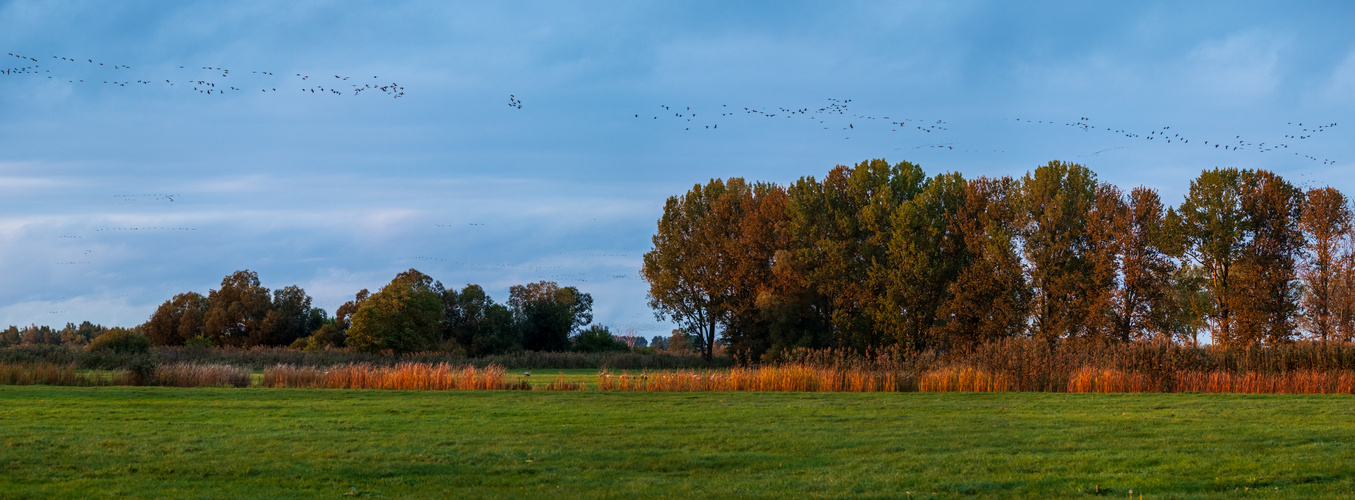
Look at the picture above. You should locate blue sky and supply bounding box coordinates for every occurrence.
[2,1,1354,336]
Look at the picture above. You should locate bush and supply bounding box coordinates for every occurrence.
[573,325,628,353]
[86,328,152,355]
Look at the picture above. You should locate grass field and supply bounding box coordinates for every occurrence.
[2,387,1353,498]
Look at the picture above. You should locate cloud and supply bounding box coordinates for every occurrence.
[1182,31,1285,102]
[1323,46,1355,106]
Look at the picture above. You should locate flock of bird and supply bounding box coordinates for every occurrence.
[4,51,404,99]
[113,194,176,202]
[93,227,196,232]
[633,97,1342,167]
[508,94,522,109]
[1014,116,1341,165]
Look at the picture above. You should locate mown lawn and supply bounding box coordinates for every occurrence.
[1,387,1353,498]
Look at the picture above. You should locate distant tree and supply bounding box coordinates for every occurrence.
[786,160,926,351]
[145,292,209,346]
[644,179,746,361]
[202,270,273,347]
[86,328,151,355]
[335,289,370,332]
[573,325,627,352]
[1299,186,1351,340]
[346,269,446,354]
[446,284,520,355]
[650,335,668,350]
[0,326,19,347]
[261,285,317,346]
[510,281,592,352]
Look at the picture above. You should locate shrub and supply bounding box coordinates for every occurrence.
[86,328,152,355]
[573,325,628,353]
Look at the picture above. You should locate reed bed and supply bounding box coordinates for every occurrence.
[0,362,82,386]
[154,363,252,388]
[0,362,139,386]
[596,366,914,392]
[263,362,508,390]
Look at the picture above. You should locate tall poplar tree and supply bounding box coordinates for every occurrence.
[1299,186,1351,340]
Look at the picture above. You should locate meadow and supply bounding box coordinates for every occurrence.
[2,386,1354,498]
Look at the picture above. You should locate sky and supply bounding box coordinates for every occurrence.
[2,1,1354,337]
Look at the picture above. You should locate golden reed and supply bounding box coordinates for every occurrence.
[596,366,913,392]
[263,362,508,390]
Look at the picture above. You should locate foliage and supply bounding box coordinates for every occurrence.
[510,281,593,352]
[572,325,628,352]
[144,292,208,346]
[446,284,520,355]
[345,269,446,354]
[86,328,151,355]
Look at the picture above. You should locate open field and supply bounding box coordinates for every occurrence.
[2,387,1354,498]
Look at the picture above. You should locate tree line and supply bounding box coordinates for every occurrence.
[141,269,615,355]
[643,159,1355,361]
[0,269,681,356]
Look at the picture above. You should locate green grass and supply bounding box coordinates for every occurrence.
[2,387,1354,498]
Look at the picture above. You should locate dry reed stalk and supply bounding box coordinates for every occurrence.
[595,366,910,393]
[1065,367,1155,393]
[918,366,1012,392]
[155,363,252,388]
[262,362,505,390]
[0,363,81,386]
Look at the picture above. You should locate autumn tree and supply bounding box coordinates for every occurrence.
[937,176,1030,347]
[261,285,320,347]
[875,171,968,349]
[1017,161,1123,341]
[509,281,592,352]
[202,270,274,347]
[345,269,446,354]
[144,292,209,345]
[1177,168,1248,345]
[785,159,925,351]
[1110,187,1178,341]
[1231,170,1304,344]
[643,178,745,361]
[1298,186,1351,340]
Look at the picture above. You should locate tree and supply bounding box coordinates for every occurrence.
[785,160,926,351]
[87,328,151,355]
[1177,168,1248,345]
[345,269,446,354]
[335,289,370,332]
[1231,170,1304,344]
[202,270,273,347]
[573,325,627,352]
[1017,161,1123,341]
[643,179,741,361]
[144,292,209,346]
[446,284,520,355]
[937,176,1029,347]
[876,171,968,349]
[261,285,317,347]
[510,281,592,352]
[1299,186,1351,340]
[1111,187,1178,341]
